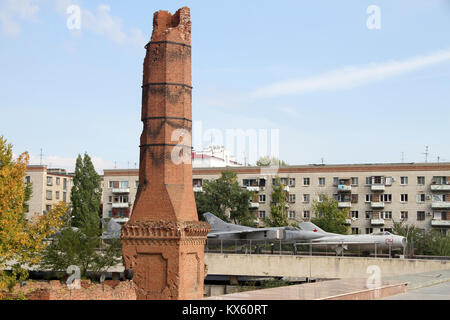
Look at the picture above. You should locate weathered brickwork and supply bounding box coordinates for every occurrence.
[121,7,210,300]
[1,280,136,300]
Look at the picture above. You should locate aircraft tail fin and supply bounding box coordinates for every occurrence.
[203,212,228,232]
[298,221,328,235]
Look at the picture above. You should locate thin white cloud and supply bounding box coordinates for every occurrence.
[0,0,39,36]
[253,48,450,98]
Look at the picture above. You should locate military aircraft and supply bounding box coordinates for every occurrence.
[204,212,323,242]
[204,212,407,254]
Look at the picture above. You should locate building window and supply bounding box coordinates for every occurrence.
[46,190,52,200]
[365,194,373,202]
[56,177,60,185]
[401,194,408,202]
[25,176,31,183]
[108,210,113,218]
[120,181,129,188]
[351,194,358,203]
[289,178,296,187]
[351,211,359,219]
[303,194,310,203]
[381,194,392,202]
[109,181,115,188]
[351,177,358,186]
[366,228,373,234]
[318,194,324,202]
[417,176,425,185]
[47,177,53,186]
[365,211,373,219]
[136,180,139,188]
[289,194,296,203]
[288,211,296,219]
[108,196,112,203]
[63,192,67,202]
[382,211,392,219]
[365,177,372,185]
[259,194,266,203]
[303,178,310,186]
[63,178,67,190]
[417,194,426,203]
[333,177,339,186]
[303,211,310,219]
[400,177,408,185]
[258,211,266,219]
[401,211,408,219]
[45,205,52,213]
[318,177,325,186]
[55,191,60,200]
[417,211,426,221]
[351,228,359,235]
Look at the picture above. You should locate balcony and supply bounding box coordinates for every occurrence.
[371,218,385,226]
[371,201,385,209]
[246,186,260,192]
[112,188,130,194]
[112,217,129,223]
[338,202,351,208]
[112,203,129,209]
[431,202,450,209]
[344,219,352,225]
[193,186,203,193]
[283,186,290,192]
[371,184,385,192]
[249,202,260,209]
[338,185,352,192]
[431,184,450,192]
[431,220,450,227]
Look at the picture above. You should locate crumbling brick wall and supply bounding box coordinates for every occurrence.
[1,280,137,300]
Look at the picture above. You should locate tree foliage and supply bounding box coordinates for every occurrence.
[70,153,102,229]
[41,153,121,279]
[0,137,66,292]
[40,223,122,279]
[264,177,289,227]
[393,221,450,256]
[256,156,287,167]
[311,194,349,235]
[195,170,255,226]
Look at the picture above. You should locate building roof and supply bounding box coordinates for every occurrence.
[101,162,450,177]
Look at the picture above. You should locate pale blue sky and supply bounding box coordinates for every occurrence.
[1,0,450,171]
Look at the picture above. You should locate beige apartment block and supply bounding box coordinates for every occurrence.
[102,163,450,234]
[102,170,139,224]
[25,166,73,220]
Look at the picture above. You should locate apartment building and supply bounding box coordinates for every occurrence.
[193,163,450,234]
[25,166,73,219]
[101,162,450,234]
[102,170,139,223]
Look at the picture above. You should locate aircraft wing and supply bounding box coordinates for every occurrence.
[208,228,285,239]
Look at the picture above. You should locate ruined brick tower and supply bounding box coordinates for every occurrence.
[121,7,210,300]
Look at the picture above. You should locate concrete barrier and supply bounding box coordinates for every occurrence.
[205,253,450,279]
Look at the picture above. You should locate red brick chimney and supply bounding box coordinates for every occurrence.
[121,7,210,300]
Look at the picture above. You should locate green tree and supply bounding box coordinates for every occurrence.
[264,177,289,227]
[70,153,102,229]
[311,195,349,234]
[40,222,122,279]
[256,156,287,167]
[195,170,255,226]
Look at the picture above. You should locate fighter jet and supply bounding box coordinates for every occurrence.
[204,213,407,254]
[204,212,322,242]
[296,221,407,254]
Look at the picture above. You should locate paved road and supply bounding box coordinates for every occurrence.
[384,281,450,300]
